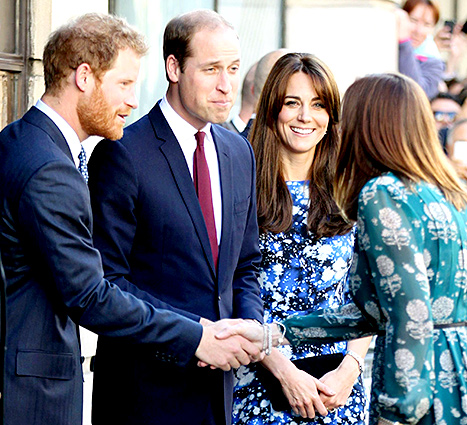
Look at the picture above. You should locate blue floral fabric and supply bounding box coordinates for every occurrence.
[232,181,367,424]
[284,173,467,424]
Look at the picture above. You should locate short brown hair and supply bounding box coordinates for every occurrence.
[252,53,351,237]
[163,9,234,80]
[402,0,440,25]
[335,73,467,221]
[43,13,147,95]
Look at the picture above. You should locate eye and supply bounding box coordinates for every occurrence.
[284,100,299,107]
[230,65,239,73]
[312,102,325,110]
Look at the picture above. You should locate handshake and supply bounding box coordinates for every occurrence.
[195,318,287,371]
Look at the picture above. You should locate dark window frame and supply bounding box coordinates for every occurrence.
[0,0,29,124]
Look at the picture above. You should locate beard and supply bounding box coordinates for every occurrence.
[77,84,128,141]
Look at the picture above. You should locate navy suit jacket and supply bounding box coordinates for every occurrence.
[0,107,203,425]
[88,102,263,425]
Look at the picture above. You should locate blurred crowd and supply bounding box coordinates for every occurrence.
[396,0,467,178]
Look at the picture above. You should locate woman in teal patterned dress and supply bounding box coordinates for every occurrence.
[231,53,371,424]
[223,73,467,425]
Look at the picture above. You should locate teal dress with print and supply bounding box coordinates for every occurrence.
[284,173,467,425]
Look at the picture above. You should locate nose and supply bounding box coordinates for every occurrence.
[217,70,233,94]
[298,105,312,122]
[126,87,138,110]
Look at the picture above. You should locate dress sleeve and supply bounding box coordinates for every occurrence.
[354,182,434,423]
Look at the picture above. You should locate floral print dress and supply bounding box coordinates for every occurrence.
[284,173,467,425]
[232,181,367,424]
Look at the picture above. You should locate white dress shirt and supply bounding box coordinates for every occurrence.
[35,99,82,167]
[160,95,222,244]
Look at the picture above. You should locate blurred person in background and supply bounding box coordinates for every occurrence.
[447,118,467,179]
[434,19,467,85]
[222,62,257,134]
[430,92,462,149]
[240,49,290,139]
[396,0,444,99]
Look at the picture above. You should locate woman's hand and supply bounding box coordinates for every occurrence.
[261,349,336,419]
[318,354,361,411]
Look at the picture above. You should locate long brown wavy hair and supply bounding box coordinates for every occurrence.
[335,73,467,221]
[251,53,352,237]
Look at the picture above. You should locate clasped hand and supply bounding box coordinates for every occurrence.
[195,318,265,371]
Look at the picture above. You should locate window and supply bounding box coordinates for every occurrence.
[110,0,283,123]
[0,0,29,129]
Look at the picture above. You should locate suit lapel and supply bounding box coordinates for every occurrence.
[23,107,74,163]
[212,125,232,286]
[148,104,217,277]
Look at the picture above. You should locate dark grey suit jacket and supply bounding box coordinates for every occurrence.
[0,107,203,425]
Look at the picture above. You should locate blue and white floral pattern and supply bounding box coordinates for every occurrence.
[232,181,367,424]
[284,173,467,425]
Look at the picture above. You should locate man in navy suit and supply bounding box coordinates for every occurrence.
[0,13,262,425]
[89,9,264,425]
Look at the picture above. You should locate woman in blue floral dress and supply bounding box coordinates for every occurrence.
[232,53,370,425]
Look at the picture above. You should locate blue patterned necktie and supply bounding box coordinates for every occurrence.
[78,145,89,184]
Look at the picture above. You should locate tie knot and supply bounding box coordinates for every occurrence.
[195,131,205,148]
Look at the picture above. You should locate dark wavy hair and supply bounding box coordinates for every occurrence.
[251,52,352,237]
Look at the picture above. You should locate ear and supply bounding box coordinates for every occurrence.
[166,54,180,84]
[75,63,95,92]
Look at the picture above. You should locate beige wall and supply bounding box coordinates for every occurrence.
[27,0,109,109]
[285,0,399,95]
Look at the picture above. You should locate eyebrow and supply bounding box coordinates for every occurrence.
[285,95,321,101]
[199,58,240,68]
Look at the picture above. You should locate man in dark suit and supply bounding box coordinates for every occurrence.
[89,9,264,425]
[0,13,261,425]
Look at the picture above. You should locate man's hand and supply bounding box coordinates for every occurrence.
[195,319,264,371]
[215,319,264,347]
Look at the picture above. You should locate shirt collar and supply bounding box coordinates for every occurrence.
[35,99,82,167]
[160,95,212,142]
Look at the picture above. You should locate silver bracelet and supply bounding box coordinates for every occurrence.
[262,323,272,356]
[266,323,272,355]
[272,321,286,346]
[262,323,268,353]
[345,349,364,375]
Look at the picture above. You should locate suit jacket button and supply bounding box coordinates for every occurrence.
[218,295,221,301]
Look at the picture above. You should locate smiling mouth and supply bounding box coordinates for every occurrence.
[117,114,129,123]
[291,126,314,135]
[213,100,231,107]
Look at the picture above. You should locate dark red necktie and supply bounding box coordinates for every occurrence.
[193,131,218,269]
